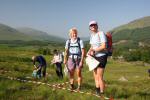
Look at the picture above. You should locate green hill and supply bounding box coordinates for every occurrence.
[112,16,150,33]
[0,23,65,42]
[112,16,150,47]
[17,27,65,42]
[0,24,32,41]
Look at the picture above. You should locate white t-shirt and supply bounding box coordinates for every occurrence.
[65,38,84,58]
[90,31,107,57]
[53,54,62,63]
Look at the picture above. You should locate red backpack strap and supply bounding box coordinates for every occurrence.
[106,32,112,50]
[106,32,113,56]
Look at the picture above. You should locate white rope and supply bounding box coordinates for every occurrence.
[0,69,112,100]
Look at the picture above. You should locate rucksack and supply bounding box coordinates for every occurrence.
[97,32,113,56]
[106,32,113,56]
[68,37,82,57]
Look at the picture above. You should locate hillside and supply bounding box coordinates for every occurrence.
[17,27,64,42]
[112,16,150,47]
[0,24,32,41]
[0,23,65,42]
[112,16,150,33]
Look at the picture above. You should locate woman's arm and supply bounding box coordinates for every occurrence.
[36,65,42,71]
[64,49,68,64]
[93,42,106,52]
[80,48,85,62]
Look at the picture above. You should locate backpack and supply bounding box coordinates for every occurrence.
[68,37,82,58]
[97,32,113,56]
[106,32,113,56]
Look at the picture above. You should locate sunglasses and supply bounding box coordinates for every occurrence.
[90,24,97,27]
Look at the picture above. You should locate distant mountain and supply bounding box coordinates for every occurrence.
[17,27,64,42]
[0,24,32,41]
[17,27,48,35]
[111,16,150,47]
[0,23,64,42]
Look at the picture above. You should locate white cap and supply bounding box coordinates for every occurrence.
[89,21,98,26]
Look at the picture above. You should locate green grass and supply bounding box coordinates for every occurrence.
[0,44,150,100]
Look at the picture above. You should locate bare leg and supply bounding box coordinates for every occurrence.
[93,68,99,88]
[69,69,75,89]
[76,68,82,88]
[97,67,105,93]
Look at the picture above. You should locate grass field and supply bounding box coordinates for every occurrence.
[0,44,150,100]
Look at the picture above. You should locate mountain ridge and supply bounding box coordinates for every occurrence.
[0,23,64,42]
[111,16,150,33]
[16,27,64,42]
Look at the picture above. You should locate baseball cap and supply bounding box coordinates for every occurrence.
[89,21,97,26]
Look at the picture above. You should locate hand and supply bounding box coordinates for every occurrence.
[88,49,95,56]
[33,70,37,73]
[35,69,39,72]
[63,60,67,65]
[34,65,37,68]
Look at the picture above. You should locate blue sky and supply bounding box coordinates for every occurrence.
[0,0,150,38]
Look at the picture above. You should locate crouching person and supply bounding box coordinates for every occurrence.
[32,55,47,78]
